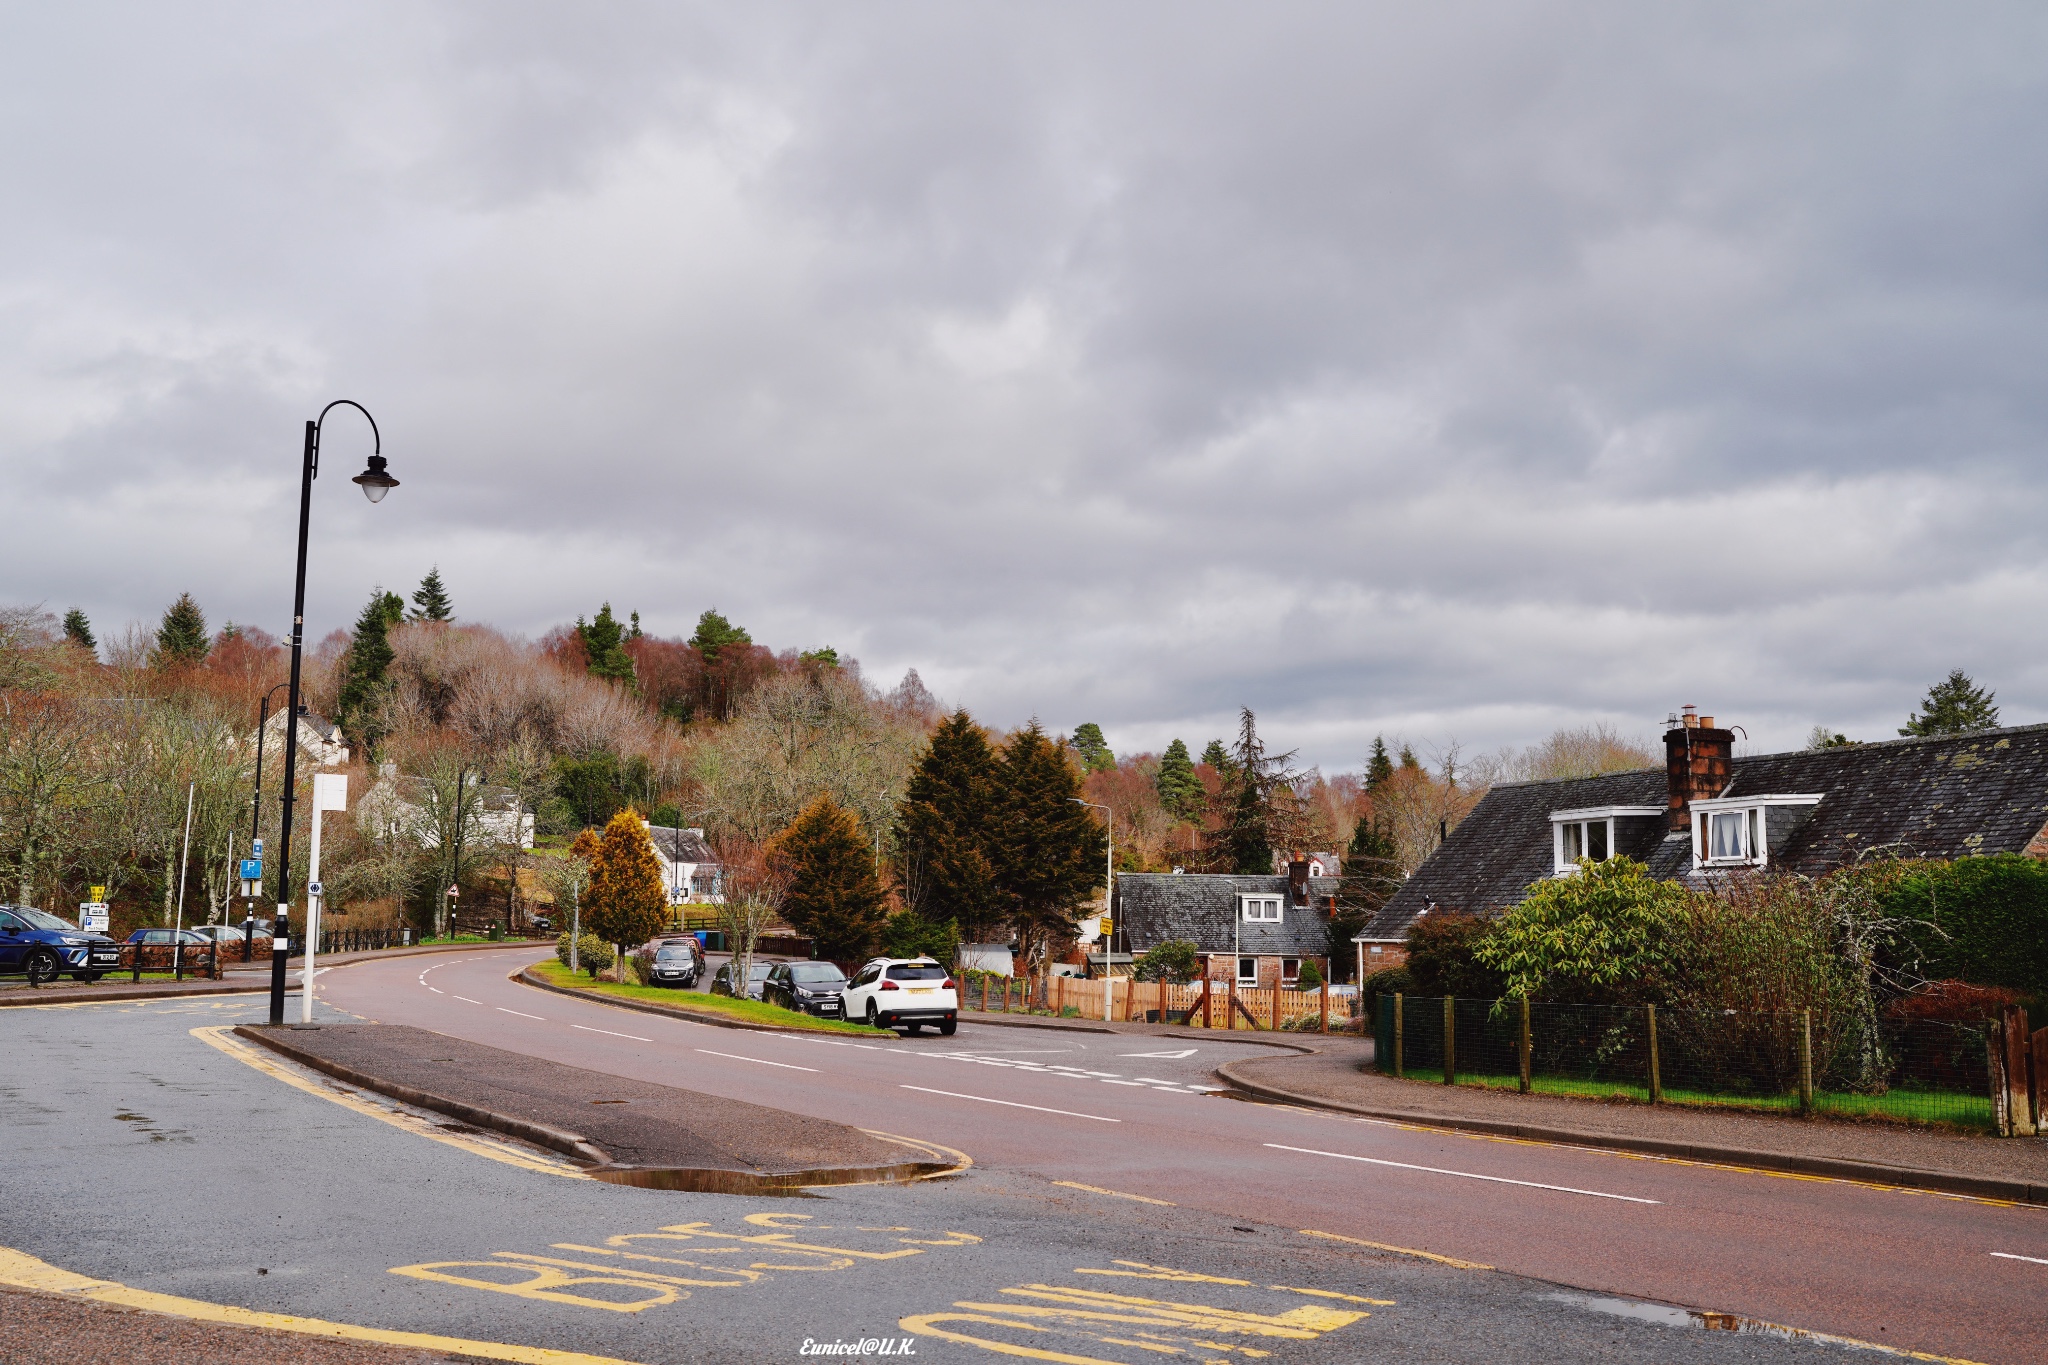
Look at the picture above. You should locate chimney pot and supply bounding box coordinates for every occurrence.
[1664,708,1734,831]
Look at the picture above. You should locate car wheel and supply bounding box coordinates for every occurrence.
[25,949,60,986]
[865,1000,880,1028]
[939,1016,957,1036]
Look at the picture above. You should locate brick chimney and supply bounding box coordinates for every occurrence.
[1287,855,1310,906]
[1664,705,1733,831]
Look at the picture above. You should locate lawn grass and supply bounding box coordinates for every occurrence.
[1388,1066,1993,1129]
[526,959,879,1035]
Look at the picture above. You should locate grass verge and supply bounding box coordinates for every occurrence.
[1387,1067,1993,1129]
[526,959,879,1034]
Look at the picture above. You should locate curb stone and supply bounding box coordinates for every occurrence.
[1213,1059,2048,1206]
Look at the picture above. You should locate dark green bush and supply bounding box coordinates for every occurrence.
[1404,912,1508,999]
[1886,854,2048,1002]
[1359,965,1414,1019]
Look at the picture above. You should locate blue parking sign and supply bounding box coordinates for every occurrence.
[239,859,262,880]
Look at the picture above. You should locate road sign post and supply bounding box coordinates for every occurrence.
[300,772,348,1024]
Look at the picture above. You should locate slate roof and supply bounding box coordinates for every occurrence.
[647,825,718,866]
[1114,873,1336,959]
[1374,722,2048,935]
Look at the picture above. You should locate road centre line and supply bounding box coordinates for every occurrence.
[1267,1144,1662,1204]
[902,1085,1120,1122]
[497,1007,544,1019]
[696,1048,818,1072]
[1991,1251,2048,1266]
[454,996,481,1004]
[1052,1180,1176,1205]
[570,1024,651,1041]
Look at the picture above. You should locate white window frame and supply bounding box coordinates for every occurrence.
[1688,795,1823,870]
[1549,806,1661,876]
[1281,957,1301,983]
[1236,956,1259,985]
[1240,894,1283,923]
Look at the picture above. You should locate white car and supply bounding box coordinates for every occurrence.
[842,957,958,1035]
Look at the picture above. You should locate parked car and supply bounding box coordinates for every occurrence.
[646,938,701,989]
[709,959,773,1001]
[842,957,958,1034]
[764,961,848,1017]
[189,924,271,945]
[530,914,554,933]
[0,905,120,983]
[125,928,212,947]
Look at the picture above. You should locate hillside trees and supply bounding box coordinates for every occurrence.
[1154,738,1202,821]
[1900,669,2000,737]
[155,593,210,667]
[895,712,1005,940]
[576,603,638,688]
[1070,722,1114,772]
[996,722,1107,1001]
[335,588,406,750]
[62,610,95,654]
[409,567,453,622]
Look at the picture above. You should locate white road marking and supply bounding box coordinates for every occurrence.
[1121,1048,1198,1059]
[696,1049,818,1072]
[427,987,442,994]
[1991,1251,2048,1266]
[1100,1080,1148,1086]
[1133,1077,1182,1085]
[902,1085,1121,1122]
[1266,1144,1662,1204]
[497,1007,544,1020]
[453,995,481,1004]
[570,1024,651,1041]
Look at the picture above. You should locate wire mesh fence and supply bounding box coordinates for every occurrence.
[1376,994,1995,1129]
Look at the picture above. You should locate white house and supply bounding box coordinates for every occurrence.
[259,707,349,769]
[356,763,534,850]
[646,822,722,904]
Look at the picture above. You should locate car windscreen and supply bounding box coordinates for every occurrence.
[655,946,694,960]
[18,908,77,932]
[749,964,772,979]
[790,964,845,984]
[886,964,948,982]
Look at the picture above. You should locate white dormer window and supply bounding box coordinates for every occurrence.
[1689,795,1823,870]
[1550,806,1662,875]
[1241,895,1283,923]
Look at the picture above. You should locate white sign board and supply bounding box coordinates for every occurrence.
[313,772,348,812]
[78,902,109,933]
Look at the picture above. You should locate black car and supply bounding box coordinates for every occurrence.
[647,939,701,989]
[764,961,848,1017]
[709,960,772,1001]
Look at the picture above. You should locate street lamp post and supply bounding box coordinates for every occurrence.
[1070,799,1115,1022]
[245,681,292,957]
[268,400,399,1027]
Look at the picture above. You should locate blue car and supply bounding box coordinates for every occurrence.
[0,905,121,984]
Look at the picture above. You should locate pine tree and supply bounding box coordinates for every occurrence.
[1155,738,1203,820]
[1070,722,1115,773]
[689,609,752,662]
[628,611,643,639]
[61,609,95,653]
[1327,815,1400,979]
[1366,736,1395,789]
[1399,744,1422,772]
[1900,669,2000,737]
[994,721,1108,998]
[336,589,406,749]
[409,566,453,622]
[585,810,667,973]
[576,603,638,687]
[800,646,841,669]
[896,711,1006,940]
[1200,738,1230,772]
[773,797,887,960]
[1215,707,1288,875]
[155,593,210,666]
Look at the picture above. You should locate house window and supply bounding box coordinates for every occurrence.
[1241,895,1282,923]
[1689,794,1819,870]
[1236,957,1258,985]
[1281,958,1301,983]
[1707,810,1750,861]
[1553,818,1612,872]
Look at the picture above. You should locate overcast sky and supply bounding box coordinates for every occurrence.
[5,3,2046,769]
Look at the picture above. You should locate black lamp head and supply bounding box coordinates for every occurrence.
[352,454,399,504]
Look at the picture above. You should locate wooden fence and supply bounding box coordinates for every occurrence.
[965,973,1358,1033]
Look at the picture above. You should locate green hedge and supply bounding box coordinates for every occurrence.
[1887,854,2048,1002]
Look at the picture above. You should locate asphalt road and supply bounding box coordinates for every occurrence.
[2,952,2043,1364]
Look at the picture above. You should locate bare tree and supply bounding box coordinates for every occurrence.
[712,835,790,1004]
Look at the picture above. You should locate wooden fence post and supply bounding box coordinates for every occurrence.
[1200,975,1212,1029]
[1798,1009,1814,1114]
[1997,1006,2036,1137]
[1319,981,1329,1035]
[1270,979,1282,1031]
[1518,996,1531,1094]
[2032,1025,2047,1133]
[1647,1004,1662,1104]
[1443,996,1457,1085]
[1393,993,1404,1077]
[1227,980,1237,1031]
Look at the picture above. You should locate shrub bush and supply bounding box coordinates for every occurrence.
[1134,939,1200,983]
[1359,965,1414,1020]
[1887,854,2048,1003]
[554,932,614,976]
[1404,913,1507,999]
[1295,959,1324,989]
[1477,857,1689,1003]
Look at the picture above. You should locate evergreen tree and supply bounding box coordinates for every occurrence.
[61,609,95,653]
[994,721,1108,995]
[335,588,406,749]
[409,566,453,622]
[773,796,887,961]
[1328,814,1401,979]
[800,646,841,669]
[576,603,638,687]
[1070,722,1115,773]
[689,609,752,662]
[155,593,210,666]
[1155,738,1203,820]
[896,711,1006,939]
[1900,669,2000,737]
[1212,707,1295,875]
[629,610,643,639]
[585,810,667,972]
[1399,744,1422,772]
[1365,735,1395,789]
[1200,738,1231,772]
